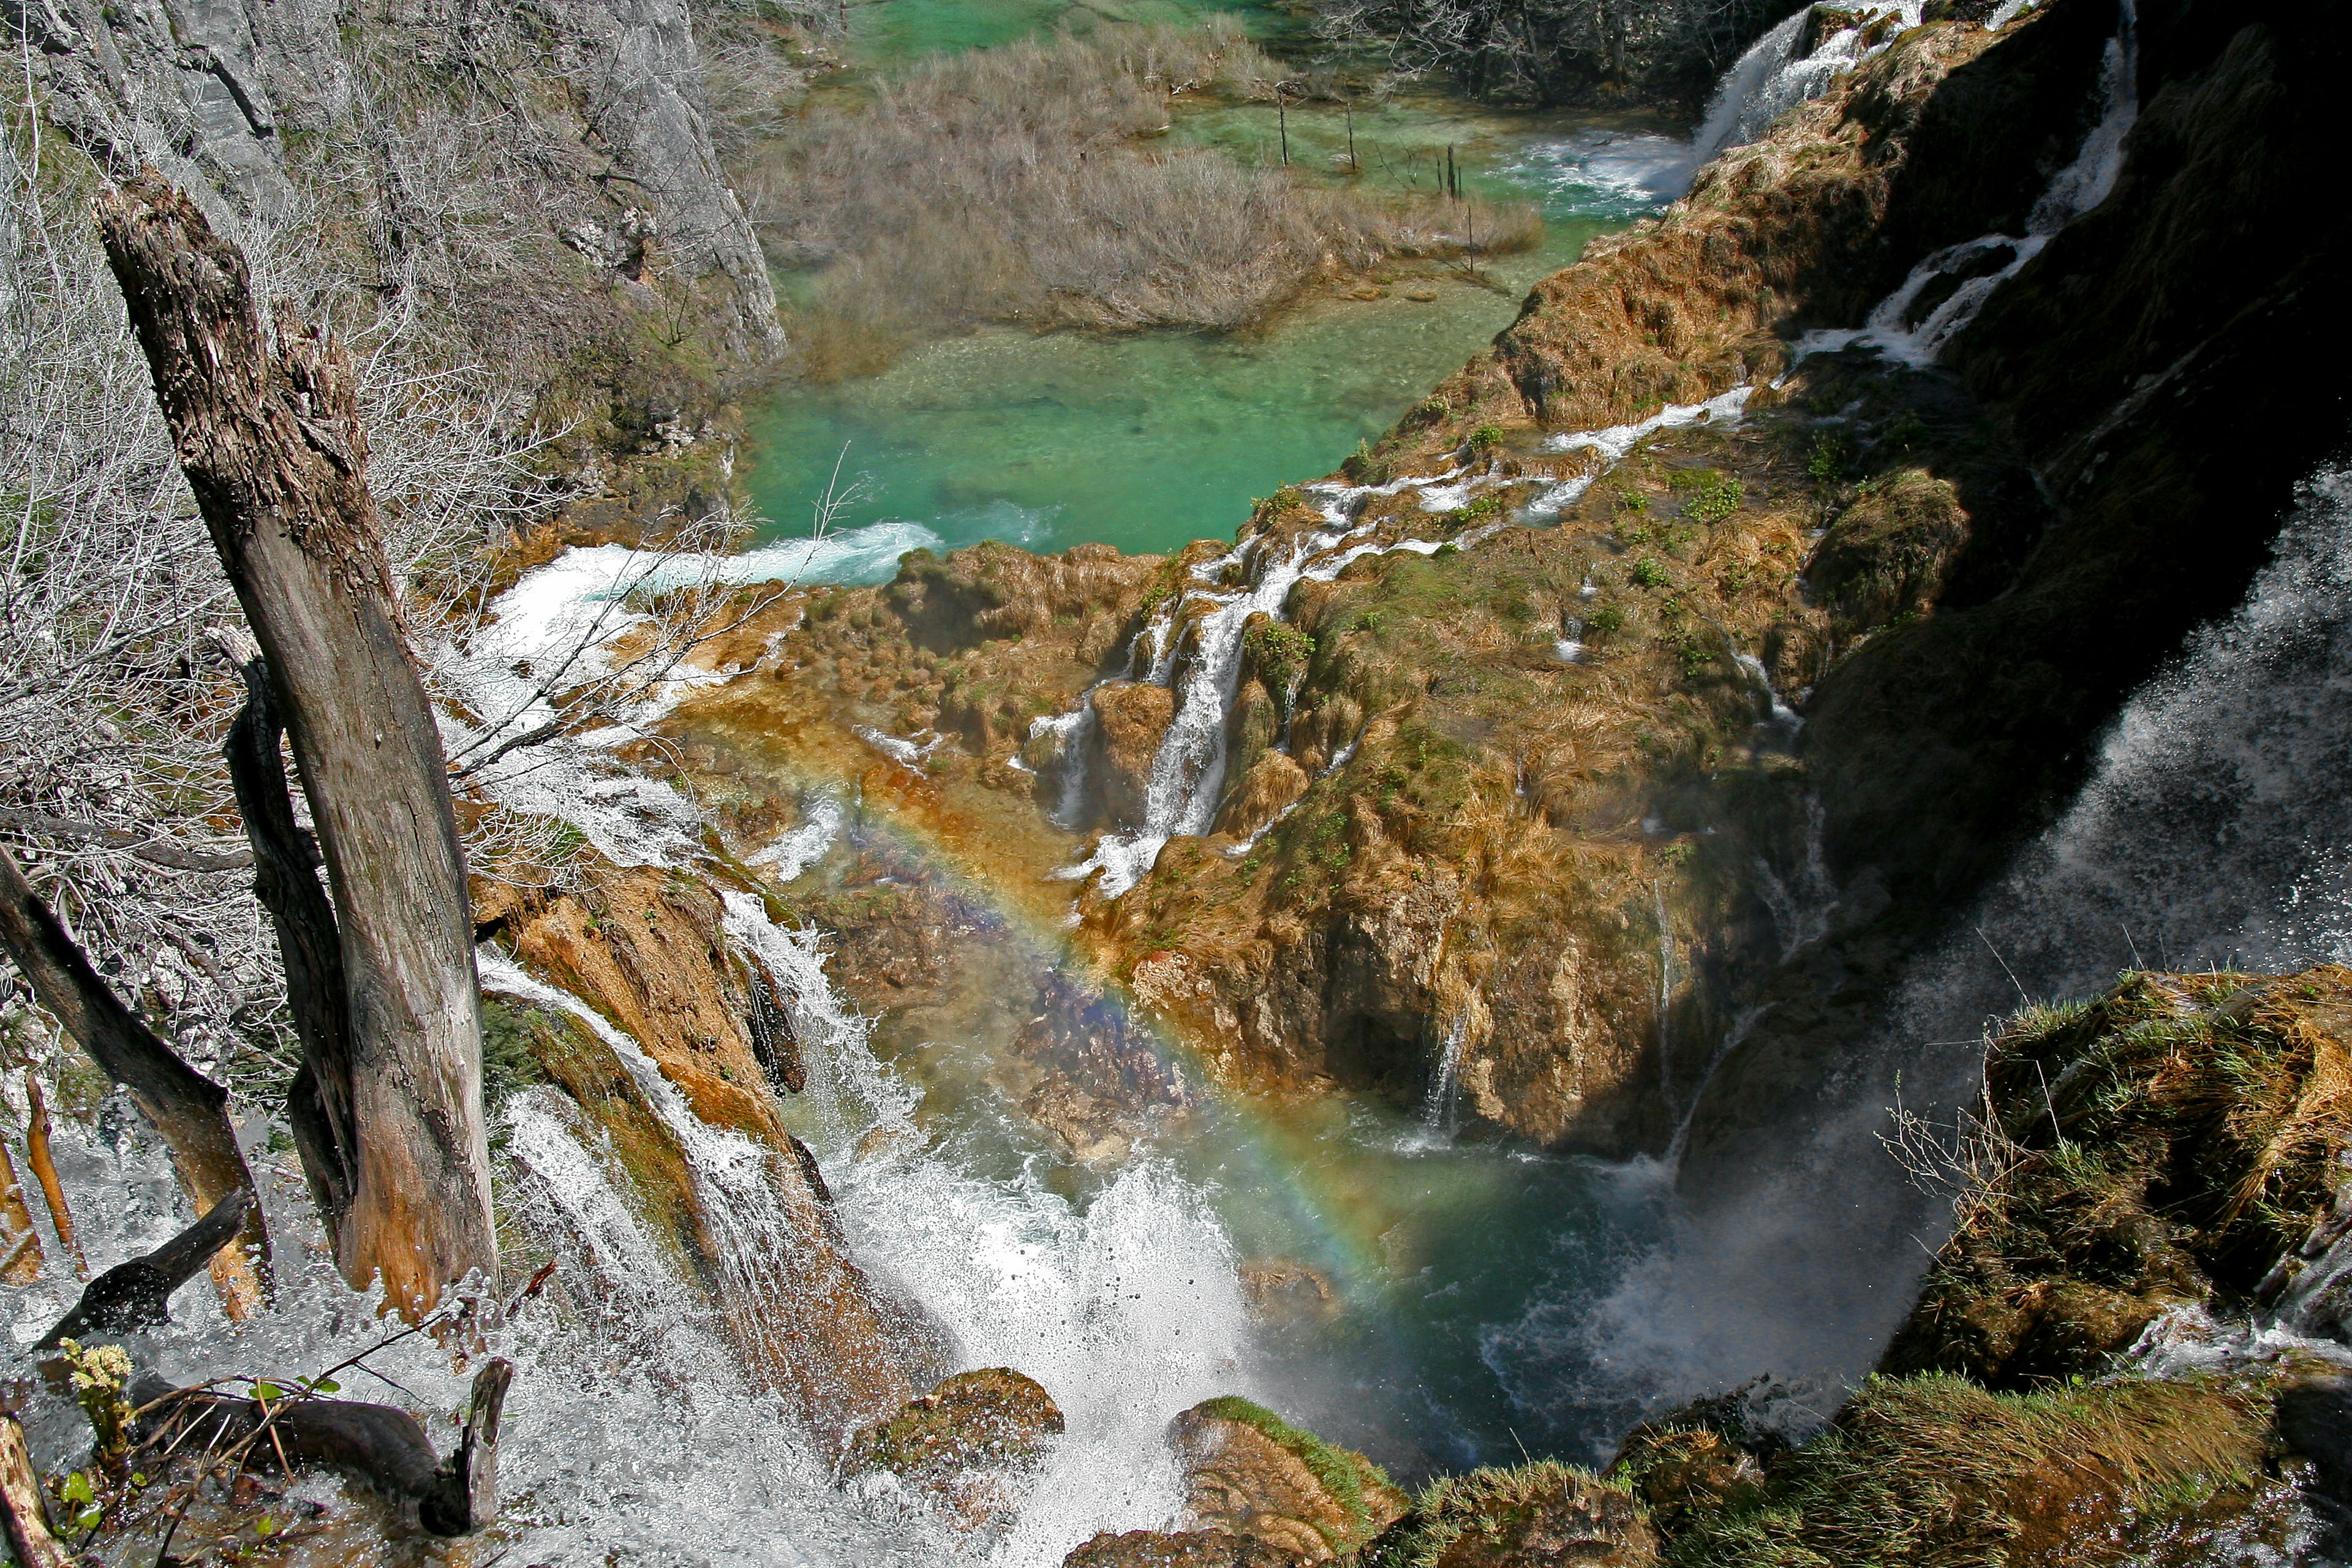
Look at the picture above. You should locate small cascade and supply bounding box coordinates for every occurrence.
[1654,881,1676,1110]
[1755,795,1839,961]
[1029,704,1099,829]
[477,952,905,1436]
[1800,0,2139,366]
[751,788,846,883]
[1047,390,1764,900]
[1661,1004,1774,1172]
[1421,1014,1471,1133]
[1692,2,1927,162]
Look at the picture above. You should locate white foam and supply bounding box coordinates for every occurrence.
[753,790,847,883]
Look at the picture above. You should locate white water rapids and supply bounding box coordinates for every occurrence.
[7,897,1264,1566]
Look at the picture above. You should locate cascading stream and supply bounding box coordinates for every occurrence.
[1496,461,2352,1439]
[1798,0,2139,366]
[1050,387,1764,899]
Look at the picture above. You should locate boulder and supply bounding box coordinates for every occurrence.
[842,1368,1064,1530]
[1170,1398,1406,1561]
[1090,680,1177,827]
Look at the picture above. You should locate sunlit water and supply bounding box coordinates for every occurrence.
[745,89,1697,566]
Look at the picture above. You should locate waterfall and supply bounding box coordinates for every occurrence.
[1692,2,1928,164]
[720,896,1264,1566]
[1421,1014,1470,1132]
[1491,462,2352,1437]
[1800,0,2139,366]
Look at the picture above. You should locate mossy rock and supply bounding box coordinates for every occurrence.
[1806,468,1967,631]
[1173,1396,1406,1558]
[843,1367,1065,1486]
[1659,1373,2272,1568]
[1885,967,2352,1387]
[1358,1461,1657,1567]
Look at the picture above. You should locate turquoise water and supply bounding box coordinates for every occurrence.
[743,113,1694,568]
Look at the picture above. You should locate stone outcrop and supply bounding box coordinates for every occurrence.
[1091,682,1178,828]
[472,855,933,1449]
[17,0,783,514]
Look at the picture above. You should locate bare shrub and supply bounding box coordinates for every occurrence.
[735,19,1537,371]
[1313,0,1792,108]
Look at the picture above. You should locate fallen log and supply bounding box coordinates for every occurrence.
[0,845,270,1313]
[132,1358,513,1536]
[39,1188,251,1349]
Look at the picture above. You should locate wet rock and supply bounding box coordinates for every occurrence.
[1235,1259,1339,1326]
[842,1368,1065,1531]
[1171,1398,1406,1561]
[1358,1463,1657,1567]
[1091,681,1177,827]
[1063,1529,1301,1568]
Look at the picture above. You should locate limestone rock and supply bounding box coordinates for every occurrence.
[1063,1529,1299,1568]
[1236,1259,1338,1325]
[1170,1398,1406,1561]
[1091,681,1177,827]
[843,1368,1065,1531]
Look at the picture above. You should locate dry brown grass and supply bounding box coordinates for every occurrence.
[738,20,1537,372]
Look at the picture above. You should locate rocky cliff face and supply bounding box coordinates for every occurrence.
[14,0,782,475]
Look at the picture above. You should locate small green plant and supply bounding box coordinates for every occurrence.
[1243,620,1316,696]
[1616,485,1649,514]
[60,1339,134,1461]
[1678,633,1716,679]
[1881,409,1928,452]
[1441,493,1505,533]
[1587,605,1627,636]
[1466,423,1504,455]
[1806,429,1849,488]
[1341,439,1392,485]
[1673,468,1744,525]
[1414,395,1448,423]
[1630,558,1670,589]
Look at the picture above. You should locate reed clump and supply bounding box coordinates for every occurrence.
[742,19,1536,375]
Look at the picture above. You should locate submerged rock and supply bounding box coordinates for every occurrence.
[842,1368,1065,1531]
[1170,1398,1406,1561]
[1235,1259,1340,1325]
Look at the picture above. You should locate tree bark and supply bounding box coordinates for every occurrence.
[0,846,269,1313]
[0,1417,70,1568]
[224,657,359,1241]
[0,1143,42,1285]
[97,173,496,1316]
[22,1072,87,1280]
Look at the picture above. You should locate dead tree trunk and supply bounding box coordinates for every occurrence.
[97,174,495,1315]
[0,846,270,1313]
[224,655,358,1241]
